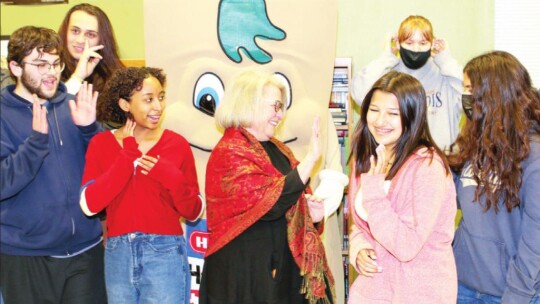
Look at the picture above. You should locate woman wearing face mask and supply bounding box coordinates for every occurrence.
[351,15,463,153]
[451,51,540,303]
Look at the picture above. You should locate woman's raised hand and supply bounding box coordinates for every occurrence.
[307,116,321,163]
[367,144,389,175]
[123,118,136,138]
[296,116,322,184]
[73,40,104,81]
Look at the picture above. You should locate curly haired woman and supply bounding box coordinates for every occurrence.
[79,67,203,304]
[451,51,540,304]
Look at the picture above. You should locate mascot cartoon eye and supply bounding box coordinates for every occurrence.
[193,72,225,116]
[273,72,292,109]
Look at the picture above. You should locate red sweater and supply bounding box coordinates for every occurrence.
[81,130,202,237]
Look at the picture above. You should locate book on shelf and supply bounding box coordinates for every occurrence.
[330,103,346,110]
[330,92,348,107]
[331,111,347,118]
[329,108,346,113]
[336,130,346,137]
[332,85,349,91]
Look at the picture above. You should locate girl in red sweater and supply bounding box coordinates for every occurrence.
[79,67,203,304]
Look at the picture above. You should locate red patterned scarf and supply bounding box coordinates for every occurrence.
[205,127,335,303]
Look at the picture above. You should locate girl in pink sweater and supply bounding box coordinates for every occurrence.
[348,71,457,303]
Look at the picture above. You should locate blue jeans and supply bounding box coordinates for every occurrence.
[458,282,540,304]
[105,233,190,304]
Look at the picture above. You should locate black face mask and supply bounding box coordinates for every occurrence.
[399,47,431,69]
[462,94,473,120]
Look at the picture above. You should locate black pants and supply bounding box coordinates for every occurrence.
[0,244,106,304]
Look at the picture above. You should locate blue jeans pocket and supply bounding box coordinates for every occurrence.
[105,234,190,304]
[104,236,120,251]
[146,235,182,253]
[457,282,501,303]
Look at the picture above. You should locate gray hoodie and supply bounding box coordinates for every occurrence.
[351,49,463,152]
[453,134,540,303]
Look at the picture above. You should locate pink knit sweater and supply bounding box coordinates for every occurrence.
[348,149,457,303]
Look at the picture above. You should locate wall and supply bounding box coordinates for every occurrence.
[495,0,540,87]
[1,0,493,65]
[0,0,144,59]
[336,0,494,74]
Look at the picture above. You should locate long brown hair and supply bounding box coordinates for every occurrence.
[58,3,124,92]
[350,71,448,179]
[449,51,540,212]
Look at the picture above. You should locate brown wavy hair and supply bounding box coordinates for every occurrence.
[449,51,540,212]
[350,71,448,179]
[98,67,166,125]
[58,3,125,93]
[7,26,62,81]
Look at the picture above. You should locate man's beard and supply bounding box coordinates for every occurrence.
[21,71,58,100]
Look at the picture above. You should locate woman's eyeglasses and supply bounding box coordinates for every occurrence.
[269,100,284,113]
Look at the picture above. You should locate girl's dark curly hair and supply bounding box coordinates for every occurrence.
[58,3,125,93]
[98,67,166,125]
[449,51,540,213]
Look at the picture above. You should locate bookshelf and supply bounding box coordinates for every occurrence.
[329,57,353,301]
[330,58,353,171]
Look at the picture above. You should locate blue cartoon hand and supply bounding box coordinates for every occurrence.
[218,0,286,64]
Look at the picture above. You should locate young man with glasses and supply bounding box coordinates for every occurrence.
[0,26,106,303]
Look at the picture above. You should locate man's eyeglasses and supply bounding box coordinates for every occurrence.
[21,61,65,75]
[269,100,285,113]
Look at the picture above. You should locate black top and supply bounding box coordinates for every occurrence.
[200,141,307,304]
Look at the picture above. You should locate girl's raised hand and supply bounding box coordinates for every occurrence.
[73,39,104,80]
[123,118,136,138]
[367,144,389,175]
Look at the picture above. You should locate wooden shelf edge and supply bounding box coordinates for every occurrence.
[121,59,146,67]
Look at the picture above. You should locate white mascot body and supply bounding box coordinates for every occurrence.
[144,1,347,303]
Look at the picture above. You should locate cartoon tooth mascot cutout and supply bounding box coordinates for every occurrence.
[144,1,348,303]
